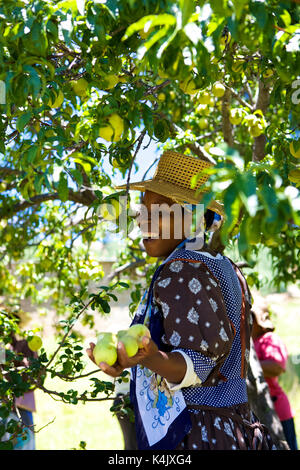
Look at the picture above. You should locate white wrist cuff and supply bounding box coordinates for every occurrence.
[165,350,202,391]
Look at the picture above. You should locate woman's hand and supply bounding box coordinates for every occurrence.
[86,335,159,378]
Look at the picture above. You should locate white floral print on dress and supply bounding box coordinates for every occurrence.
[209,278,218,287]
[160,301,170,318]
[187,307,199,324]
[224,422,234,438]
[214,417,221,430]
[200,339,209,351]
[219,327,229,341]
[201,425,209,442]
[209,298,218,312]
[169,331,181,347]
[188,277,202,294]
[157,277,171,288]
[169,260,183,272]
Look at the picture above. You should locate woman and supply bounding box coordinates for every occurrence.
[251,297,298,450]
[87,150,275,450]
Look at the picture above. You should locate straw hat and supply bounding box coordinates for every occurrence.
[115,150,224,217]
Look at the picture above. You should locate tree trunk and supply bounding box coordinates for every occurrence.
[247,339,290,450]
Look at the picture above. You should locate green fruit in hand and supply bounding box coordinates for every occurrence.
[96,332,117,346]
[28,335,42,352]
[212,82,225,98]
[93,332,118,366]
[127,324,151,348]
[93,343,117,366]
[117,330,128,339]
[121,335,139,357]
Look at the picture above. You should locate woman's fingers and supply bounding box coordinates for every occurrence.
[86,336,157,375]
[99,362,123,377]
[86,342,96,364]
[116,340,130,367]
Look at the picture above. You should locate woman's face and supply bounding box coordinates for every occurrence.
[138,190,192,258]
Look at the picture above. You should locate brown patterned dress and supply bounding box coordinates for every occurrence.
[150,251,275,450]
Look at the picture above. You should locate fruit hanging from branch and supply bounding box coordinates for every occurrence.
[98,114,124,142]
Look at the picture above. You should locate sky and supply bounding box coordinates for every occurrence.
[101,138,160,187]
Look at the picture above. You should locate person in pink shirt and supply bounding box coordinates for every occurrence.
[251,297,298,451]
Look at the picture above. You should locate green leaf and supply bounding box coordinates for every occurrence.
[137,26,170,59]
[34,174,44,193]
[57,173,69,202]
[69,168,83,187]
[231,0,248,20]
[238,173,258,216]
[223,182,239,229]
[280,10,291,27]
[122,14,176,41]
[179,0,195,28]
[99,299,110,313]
[56,0,78,14]
[16,112,32,132]
[250,1,268,29]
[27,146,39,164]
[259,182,278,221]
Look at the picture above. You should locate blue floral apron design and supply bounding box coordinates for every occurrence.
[129,239,192,450]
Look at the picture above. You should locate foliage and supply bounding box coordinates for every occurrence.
[0,0,299,447]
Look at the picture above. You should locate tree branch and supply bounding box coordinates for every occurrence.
[169,122,216,164]
[221,88,234,147]
[252,80,271,162]
[38,384,117,403]
[0,188,97,220]
[225,84,252,110]
[125,129,147,197]
[106,259,146,282]
[0,166,21,178]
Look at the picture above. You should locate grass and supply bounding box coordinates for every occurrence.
[33,337,125,450]
[31,296,300,450]
[34,385,124,450]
